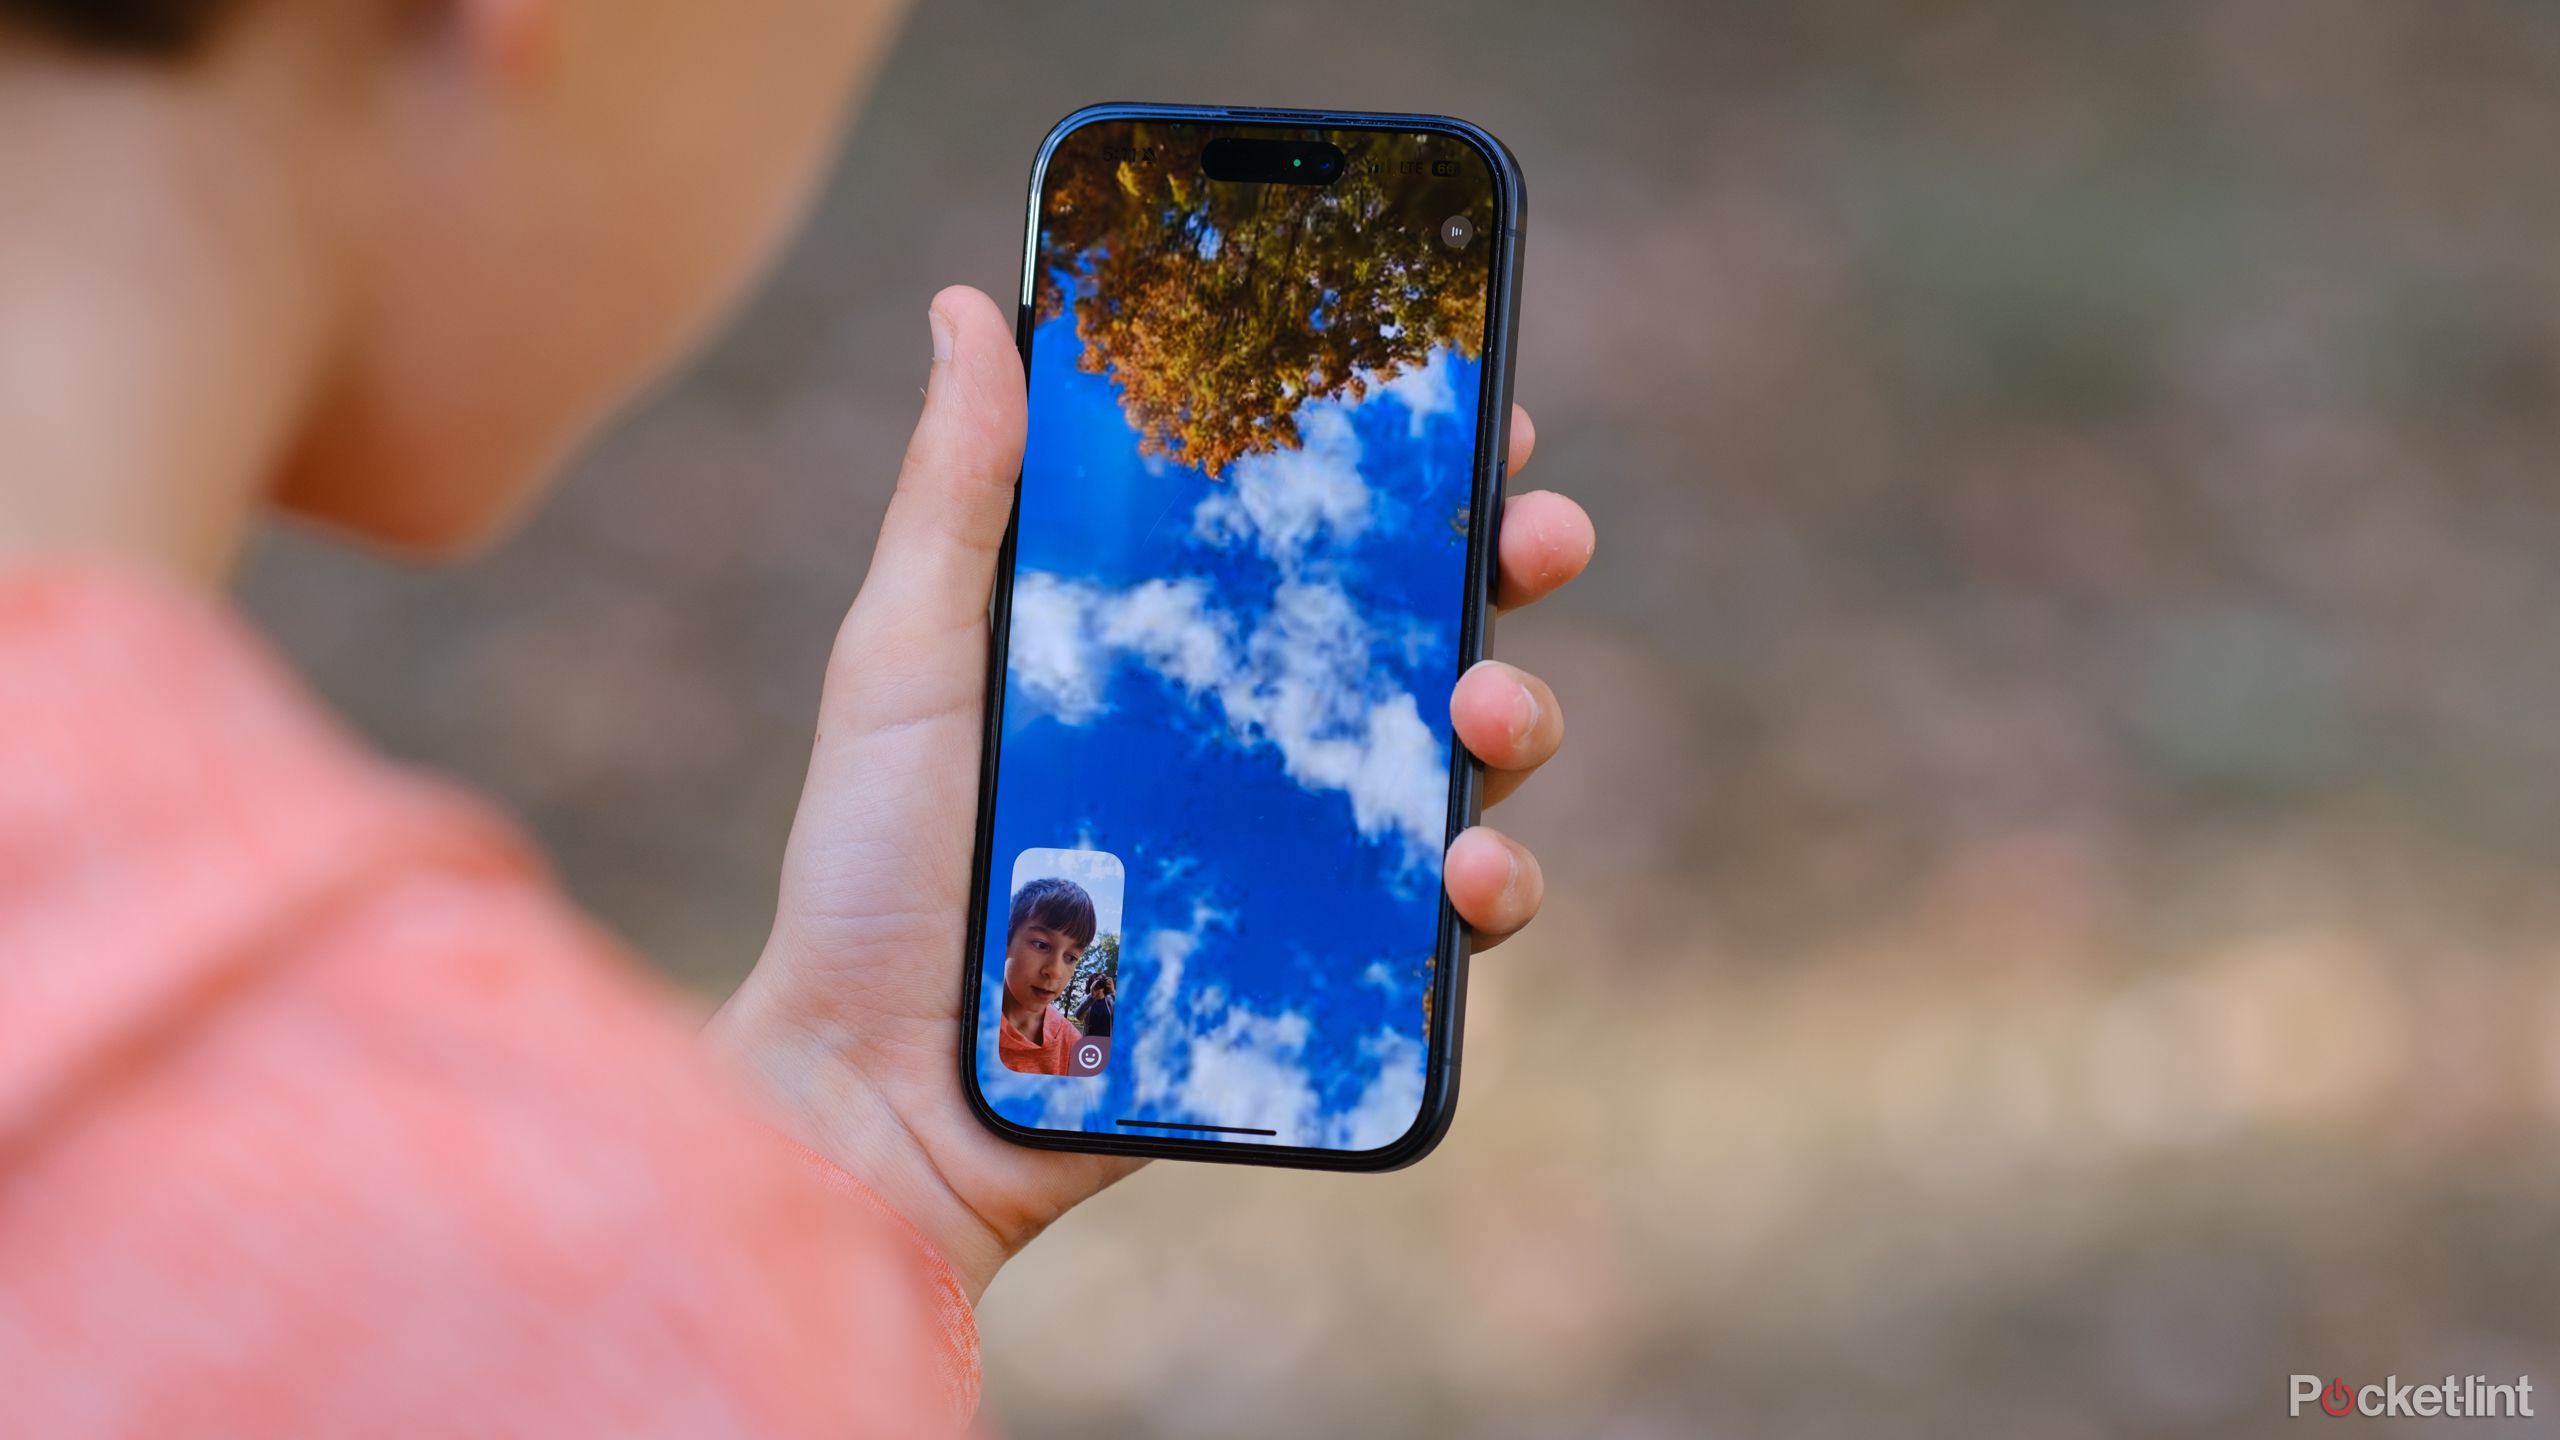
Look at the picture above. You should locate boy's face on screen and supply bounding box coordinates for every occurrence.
[1003,926,1084,1014]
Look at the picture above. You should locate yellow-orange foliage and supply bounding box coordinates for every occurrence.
[1035,125,1491,478]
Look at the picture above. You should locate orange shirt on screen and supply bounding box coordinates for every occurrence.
[998,1005,1082,1075]
[0,568,978,1440]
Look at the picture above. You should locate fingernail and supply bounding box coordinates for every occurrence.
[929,308,955,364]
[1510,680,1540,746]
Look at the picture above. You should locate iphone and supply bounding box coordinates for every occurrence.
[962,104,1525,1169]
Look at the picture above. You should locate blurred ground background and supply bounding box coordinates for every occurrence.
[241,1,2560,1435]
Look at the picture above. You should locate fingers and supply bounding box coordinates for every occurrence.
[1444,825,1545,950]
[1492,404,1591,613]
[1494,489,1596,612]
[858,285,1027,631]
[1451,660,1563,808]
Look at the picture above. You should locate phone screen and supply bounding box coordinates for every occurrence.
[971,115,1507,1156]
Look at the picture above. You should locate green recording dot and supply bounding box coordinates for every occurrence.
[1292,157,1303,167]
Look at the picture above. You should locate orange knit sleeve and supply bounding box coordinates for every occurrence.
[0,568,983,1438]
[0,862,982,1440]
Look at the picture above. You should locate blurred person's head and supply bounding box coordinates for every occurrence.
[1001,878,1094,1020]
[0,0,908,566]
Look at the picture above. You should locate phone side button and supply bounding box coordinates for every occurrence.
[1444,944,1470,1067]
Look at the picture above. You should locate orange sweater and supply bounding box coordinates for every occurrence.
[0,569,977,1439]
[997,1004,1082,1075]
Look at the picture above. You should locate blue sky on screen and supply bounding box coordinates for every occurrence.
[976,311,1483,1150]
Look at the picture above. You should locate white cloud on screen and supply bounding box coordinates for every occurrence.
[1033,1073,1108,1130]
[1009,348,1471,866]
[1131,901,1220,1114]
[1192,406,1371,567]
[1191,348,1463,571]
[1371,347,1457,438]
[1011,571,1446,866]
[1122,902,1421,1148]
[1098,578,1234,695]
[1017,423,1440,857]
[1011,575,1238,727]
[1009,572,1113,724]
[1326,1030,1427,1150]
[1176,1009,1323,1142]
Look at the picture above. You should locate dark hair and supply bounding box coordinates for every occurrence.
[4,0,238,55]
[1007,876,1097,950]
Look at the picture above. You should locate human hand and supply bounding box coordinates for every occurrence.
[708,285,1595,1302]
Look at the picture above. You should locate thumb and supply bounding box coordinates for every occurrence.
[820,286,1025,734]
[858,284,1027,635]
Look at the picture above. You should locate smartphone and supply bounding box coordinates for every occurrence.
[960,103,1525,1170]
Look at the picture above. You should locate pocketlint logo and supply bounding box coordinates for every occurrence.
[2290,1374,2534,1419]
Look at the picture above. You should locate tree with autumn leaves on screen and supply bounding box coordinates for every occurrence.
[1035,125,1491,479]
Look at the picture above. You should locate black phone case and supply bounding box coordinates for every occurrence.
[961,102,1528,1172]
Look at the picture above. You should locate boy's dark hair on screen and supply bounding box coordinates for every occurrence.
[5,0,235,56]
[1008,877,1097,950]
